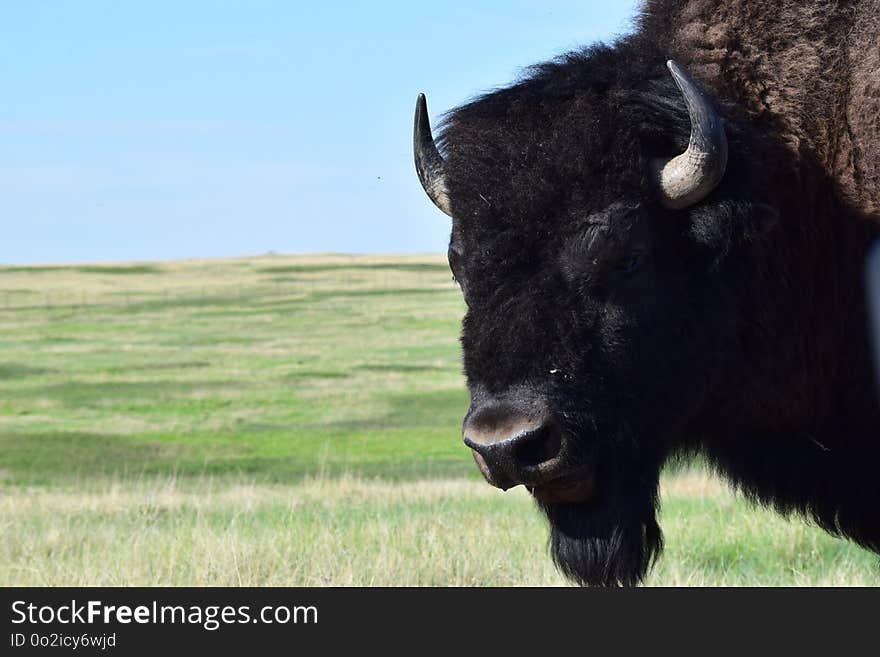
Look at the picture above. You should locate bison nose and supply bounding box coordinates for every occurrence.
[462,404,563,490]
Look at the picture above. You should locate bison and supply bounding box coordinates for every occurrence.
[412,0,880,585]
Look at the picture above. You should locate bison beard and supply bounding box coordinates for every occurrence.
[537,458,663,587]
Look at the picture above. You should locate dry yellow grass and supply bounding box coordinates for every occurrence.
[1,471,875,587]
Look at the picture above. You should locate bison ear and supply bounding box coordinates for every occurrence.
[688,201,779,251]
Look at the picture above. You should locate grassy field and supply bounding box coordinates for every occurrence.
[0,254,876,585]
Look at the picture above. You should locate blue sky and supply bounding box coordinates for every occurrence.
[1,1,640,264]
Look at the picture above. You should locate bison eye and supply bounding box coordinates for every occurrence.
[447,246,464,278]
[447,246,470,304]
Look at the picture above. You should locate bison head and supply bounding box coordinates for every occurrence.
[413,58,777,586]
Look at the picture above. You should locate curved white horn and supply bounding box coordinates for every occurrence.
[656,60,728,209]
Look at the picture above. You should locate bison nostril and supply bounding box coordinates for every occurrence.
[513,423,563,472]
[462,401,565,487]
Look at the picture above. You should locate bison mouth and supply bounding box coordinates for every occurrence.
[527,475,596,505]
[468,439,597,505]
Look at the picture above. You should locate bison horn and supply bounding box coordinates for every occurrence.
[656,60,728,209]
[413,93,452,216]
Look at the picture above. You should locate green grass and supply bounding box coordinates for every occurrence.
[0,254,876,585]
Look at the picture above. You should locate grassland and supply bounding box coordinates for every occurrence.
[0,254,876,585]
